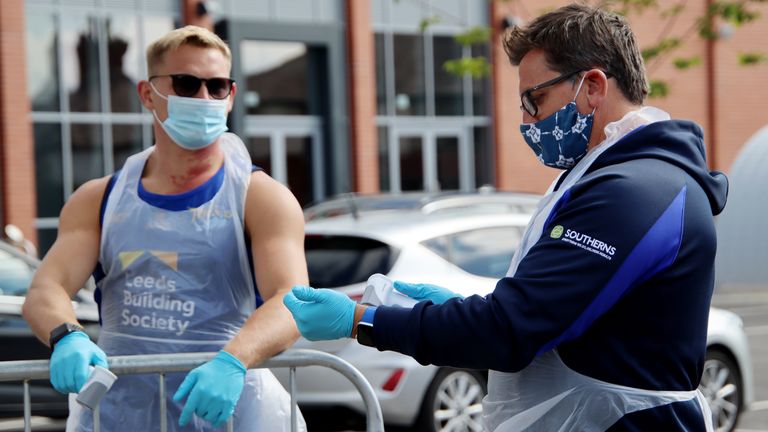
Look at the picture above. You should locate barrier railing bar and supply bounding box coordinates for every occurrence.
[23,380,30,432]
[290,366,297,432]
[159,373,167,432]
[94,402,100,431]
[0,349,385,432]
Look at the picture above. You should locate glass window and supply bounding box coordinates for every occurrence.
[286,136,313,206]
[143,16,177,67]
[26,13,59,112]
[62,15,102,113]
[245,136,272,175]
[37,228,58,259]
[112,124,143,170]
[27,8,178,257]
[433,36,463,116]
[240,41,309,115]
[374,33,387,115]
[436,136,459,190]
[399,136,423,191]
[472,44,490,116]
[378,126,389,191]
[34,123,63,218]
[448,226,520,278]
[474,126,494,188]
[71,123,104,190]
[305,235,394,288]
[422,235,449,260]
[394,34,425,116]
[106,16,142,113]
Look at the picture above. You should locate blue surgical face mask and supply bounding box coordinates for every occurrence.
[150,82,229,150]
[519,75,594,169]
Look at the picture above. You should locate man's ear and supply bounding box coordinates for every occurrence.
[138,80,154,111]
[584,69,608,110]
[227,82,237,114]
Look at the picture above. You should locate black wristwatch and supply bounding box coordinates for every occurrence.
[355,307,377,347]
[49,322,85,350]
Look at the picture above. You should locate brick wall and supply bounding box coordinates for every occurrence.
[0,0,37,246]
[491,2,562,194]
[182,0,214,30]
[713,2,768,173]
[346,0,379,194]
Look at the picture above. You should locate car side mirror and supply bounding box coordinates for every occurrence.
[4,224,38,258]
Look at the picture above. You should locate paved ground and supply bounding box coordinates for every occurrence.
[713,285,768,432]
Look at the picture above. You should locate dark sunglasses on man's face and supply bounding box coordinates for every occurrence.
[519,70,582,118]
[149,74,235,100]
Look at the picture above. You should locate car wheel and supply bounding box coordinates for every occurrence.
[416,368,487,432]
[699,348,742,432]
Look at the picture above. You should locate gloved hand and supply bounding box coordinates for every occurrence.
[393,281,464,305]
[50,331,108,394]
[283,285,356,341]
[173,350,246,428]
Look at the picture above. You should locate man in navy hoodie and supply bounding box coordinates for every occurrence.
[284,4,727,431]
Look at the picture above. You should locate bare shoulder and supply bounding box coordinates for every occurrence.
[59,176,112,231]
[244,171,304,234]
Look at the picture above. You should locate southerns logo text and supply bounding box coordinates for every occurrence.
[553,226,617,260]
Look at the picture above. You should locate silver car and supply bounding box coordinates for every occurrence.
[274,192,753,432]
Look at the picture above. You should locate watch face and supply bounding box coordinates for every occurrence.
[356,323,375,347]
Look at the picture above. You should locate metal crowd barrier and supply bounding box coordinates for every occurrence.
[0,349,385,432]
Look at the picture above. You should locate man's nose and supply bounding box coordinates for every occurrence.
[521,109,536,124]
[193,81,211,99]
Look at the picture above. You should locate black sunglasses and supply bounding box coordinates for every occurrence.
[149,74,235,100]
[520,70,614,117]
[519,70,582,118]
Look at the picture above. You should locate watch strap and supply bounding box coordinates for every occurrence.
[356,307,377,347]
[360,306,377,326]
[49,322,85,350]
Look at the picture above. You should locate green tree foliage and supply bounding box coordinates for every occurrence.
[604,0,765,97]
[418,0,765,97]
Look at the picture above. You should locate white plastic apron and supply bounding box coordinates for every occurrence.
[68,133,305,432]
[482,108,714,432]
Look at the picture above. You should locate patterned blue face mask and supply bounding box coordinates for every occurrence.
[150,82,229,150]
[519,75,594,169]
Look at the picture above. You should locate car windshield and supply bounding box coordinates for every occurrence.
[305,235,395,288]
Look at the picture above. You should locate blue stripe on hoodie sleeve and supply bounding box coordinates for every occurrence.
[538,185,687,354]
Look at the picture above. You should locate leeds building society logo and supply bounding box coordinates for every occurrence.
[550,225,564,239]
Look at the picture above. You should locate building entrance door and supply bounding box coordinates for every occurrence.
[390,127,473,193]
[236,40,326,206]
[243,117,324,207]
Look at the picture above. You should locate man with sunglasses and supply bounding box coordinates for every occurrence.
[23,26,307,431]
[283,4,727,431]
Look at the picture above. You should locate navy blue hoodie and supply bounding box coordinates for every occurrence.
[371,120,729,430]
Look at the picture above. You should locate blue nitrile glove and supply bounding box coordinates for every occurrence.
[50,331,108,394]
[393,281,464,305]
[173,350,246,428]
[283,285,356,341]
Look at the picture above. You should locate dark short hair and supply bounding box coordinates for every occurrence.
[503,3,648,104]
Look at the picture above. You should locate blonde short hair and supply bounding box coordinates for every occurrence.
[146,26,231,76]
